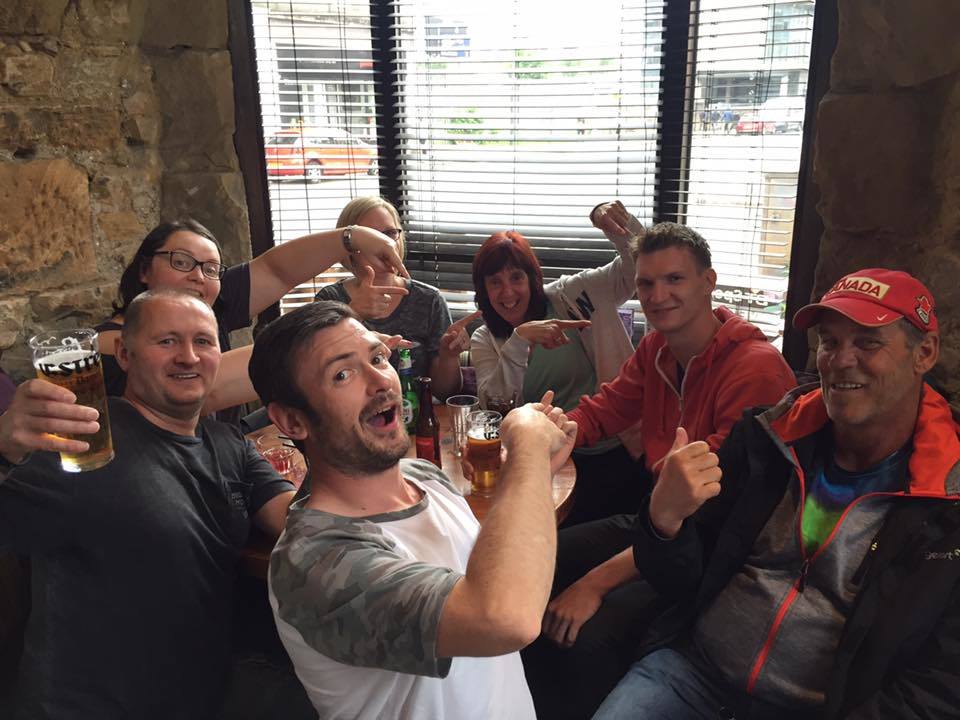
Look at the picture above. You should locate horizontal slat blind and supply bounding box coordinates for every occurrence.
[663,0,815,342]
[249,1,816,341]
[251,1,383,314]
[388,0,665,310]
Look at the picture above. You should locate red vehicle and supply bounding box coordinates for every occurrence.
[735,97,805,135]
[265,127,378,182]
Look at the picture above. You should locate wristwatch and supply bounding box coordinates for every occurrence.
[342,225,358,254]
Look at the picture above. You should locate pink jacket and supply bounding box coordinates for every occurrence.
[568,307,796,472]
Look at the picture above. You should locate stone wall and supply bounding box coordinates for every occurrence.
[813,0,960,396]
[0,0,248,380]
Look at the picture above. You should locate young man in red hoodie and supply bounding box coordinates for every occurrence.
[522,205,796,720]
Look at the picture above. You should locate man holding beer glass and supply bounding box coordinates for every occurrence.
[248,301,577,720]
[0,290,305,719]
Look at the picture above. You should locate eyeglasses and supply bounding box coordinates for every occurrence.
[149,251,225,280]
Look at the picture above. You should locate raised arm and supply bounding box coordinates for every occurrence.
[436,394,577,656]
[247,226,407,317]
[590,200,645,244]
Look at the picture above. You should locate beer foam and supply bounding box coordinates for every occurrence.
[34,348,97,372]
[467,426,499,441]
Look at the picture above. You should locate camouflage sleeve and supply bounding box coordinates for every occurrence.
[271,518,461,678]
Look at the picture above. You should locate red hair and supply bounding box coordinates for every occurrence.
[472,231,548,338]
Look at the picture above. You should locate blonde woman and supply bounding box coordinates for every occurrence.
[315,197,474,399]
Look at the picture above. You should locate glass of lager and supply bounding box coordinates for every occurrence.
[466,410,502,496]
[29,329,114,472]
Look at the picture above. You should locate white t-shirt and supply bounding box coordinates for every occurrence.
[268,459,536,720]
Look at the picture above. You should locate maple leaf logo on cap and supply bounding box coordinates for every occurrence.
[916,295,933,326]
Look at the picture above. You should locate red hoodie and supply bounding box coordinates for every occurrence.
[568,307,796,471]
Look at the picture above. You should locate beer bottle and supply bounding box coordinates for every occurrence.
[415,376,442,469]
[398,348,419,432]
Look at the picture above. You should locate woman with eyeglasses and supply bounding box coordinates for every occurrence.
[96,217,405,415]
[314,197,469,400]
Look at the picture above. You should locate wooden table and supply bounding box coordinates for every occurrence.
[241,404,576,579]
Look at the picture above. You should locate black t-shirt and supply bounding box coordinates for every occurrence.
[97,262,253,397]
[0,398,293,720]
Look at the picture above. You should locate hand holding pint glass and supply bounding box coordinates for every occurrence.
[25,329,114,472]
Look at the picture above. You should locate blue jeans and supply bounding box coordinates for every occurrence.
[594,648,810,720]
[593,648,730,719]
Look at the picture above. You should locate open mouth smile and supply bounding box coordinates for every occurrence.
[364,403,399,430]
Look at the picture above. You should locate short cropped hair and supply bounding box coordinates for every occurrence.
[121,289,215,342]
[249,301,360,413]
[629,222,712,270]
[899,317,927,348]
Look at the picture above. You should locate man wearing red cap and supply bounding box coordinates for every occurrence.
[593,268,960,719]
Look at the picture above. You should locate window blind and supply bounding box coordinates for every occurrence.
[661,0,815,342]
[248,0,816,343]
[250,1,382,315]
[388,0,665,314]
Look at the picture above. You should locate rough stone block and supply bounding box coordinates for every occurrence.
[815,92,933,235]
[833,0,960,90]
[0,0,69,35]
[54,45,131,104]
[97,210,146,247]
[931,76,960,235]
[0,159,95,293]
[29,283,114,323]
[49,109,124,152]
[76,0,147,44]
[0,297,30,351]
[0,107,123,154]
[1,53,55,96]
[161,172,250,266]
[89,162,161,216]
[151,50,238,173]
[0,109,43,150]
[141,0,228,50]
[121,89,161,144]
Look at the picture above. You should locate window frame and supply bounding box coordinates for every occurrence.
[231,0,836,365]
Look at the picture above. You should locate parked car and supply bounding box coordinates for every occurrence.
[265,127,378,182]
[735,96,805,135]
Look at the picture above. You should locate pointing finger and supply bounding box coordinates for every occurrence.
[369,283,409,298]
[450,309,483,331]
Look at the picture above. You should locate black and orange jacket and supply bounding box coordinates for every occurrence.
[632,383,960,719]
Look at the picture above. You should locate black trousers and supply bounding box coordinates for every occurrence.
[563,445,651,528]
[522,514,670,720]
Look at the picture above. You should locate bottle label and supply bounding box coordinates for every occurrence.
[415,436,442,469]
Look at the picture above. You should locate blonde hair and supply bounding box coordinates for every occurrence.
[337,196,406,260]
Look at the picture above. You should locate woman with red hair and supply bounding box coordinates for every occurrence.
[470,204,645,525]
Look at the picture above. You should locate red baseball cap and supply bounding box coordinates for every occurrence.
[793,268,937,333]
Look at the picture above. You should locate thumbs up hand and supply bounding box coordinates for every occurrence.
[648,427,721,539]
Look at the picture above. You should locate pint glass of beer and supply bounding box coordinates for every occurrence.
[30,329,114,472]
[467,410,502,496]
